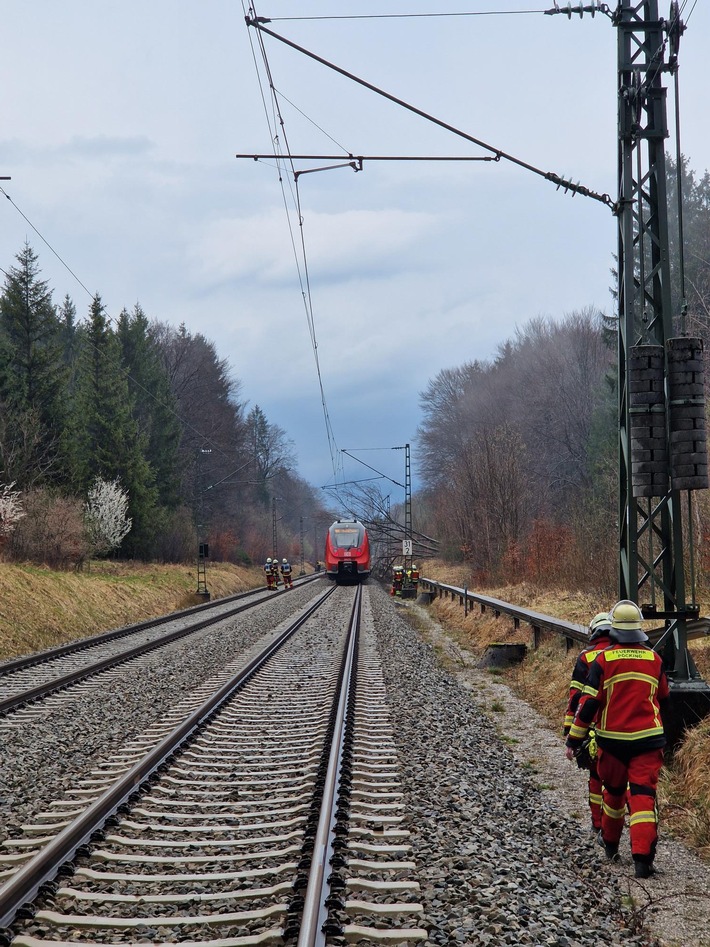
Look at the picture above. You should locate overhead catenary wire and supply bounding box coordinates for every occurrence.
[0,187,239,465]
[256,36,342,483]
[267,8,548,21]
[1,187,94,300]
[243,0,344,483]
[246,16,614,209]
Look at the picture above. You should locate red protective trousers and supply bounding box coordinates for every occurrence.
[587,759,603,831]
[596,746,663,858]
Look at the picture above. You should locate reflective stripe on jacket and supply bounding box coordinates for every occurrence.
[567,643,669,754]
[563,634,612,734]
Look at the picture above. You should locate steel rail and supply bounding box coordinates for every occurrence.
[0,574,319,677]
[0,584,337,934]
[0,575,322,716]
[297,585,361,947]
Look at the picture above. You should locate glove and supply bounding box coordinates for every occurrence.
[574,740,592,770]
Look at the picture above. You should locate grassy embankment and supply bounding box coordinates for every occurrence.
[0,559,265,661]
[419,560,710,861]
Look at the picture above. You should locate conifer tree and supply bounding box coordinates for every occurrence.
[70,294,158,557]
[117,305,181,510]
[0,243,68,484]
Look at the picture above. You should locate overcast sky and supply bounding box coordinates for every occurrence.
[2,2,708,500]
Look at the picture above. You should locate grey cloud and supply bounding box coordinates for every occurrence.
[58,134,154,158]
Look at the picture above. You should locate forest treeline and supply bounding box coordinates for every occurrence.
[3,156,709,583]
[414,156,710,593]
[0,243,333,567]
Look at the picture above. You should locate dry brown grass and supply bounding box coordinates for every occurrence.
[427,580,591,729]
[421,560,710,860]
[661,717,710,858]
[0,560,265,661]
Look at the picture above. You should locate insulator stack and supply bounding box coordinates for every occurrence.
[629,345,667,497]
[667,337,709,490]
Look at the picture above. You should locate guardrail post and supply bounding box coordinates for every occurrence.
[532,625,541,650]
[464,585,468,616]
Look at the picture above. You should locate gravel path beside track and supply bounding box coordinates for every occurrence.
[377,589,710,947]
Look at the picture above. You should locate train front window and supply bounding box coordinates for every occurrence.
[331,526,363,548]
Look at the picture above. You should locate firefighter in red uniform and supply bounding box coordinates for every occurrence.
[280,557,293,589]
[391,566,404,596]
[566,600,669,878]
[264,557,276,590]
[563,611,614,834]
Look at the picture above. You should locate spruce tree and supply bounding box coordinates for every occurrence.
[117,305,181,510]
[0,242,68,485]
[70,295,158,557]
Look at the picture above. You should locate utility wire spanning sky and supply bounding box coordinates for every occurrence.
[1,2,708,499]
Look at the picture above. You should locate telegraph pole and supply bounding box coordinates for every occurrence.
[404,443,412,570]
[272,496,279,558]
[196,448,212,600]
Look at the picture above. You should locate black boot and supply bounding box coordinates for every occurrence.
[634,858,655,879]
[596,830,619,862]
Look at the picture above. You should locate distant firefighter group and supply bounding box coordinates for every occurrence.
[263,557,293,590]
[390,564,419,597]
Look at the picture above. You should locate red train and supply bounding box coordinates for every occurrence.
[324,519,371,584]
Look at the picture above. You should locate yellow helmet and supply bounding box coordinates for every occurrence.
[609,600,648,644]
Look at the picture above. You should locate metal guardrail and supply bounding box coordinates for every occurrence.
[418,578,588,650]
[418,577,710,651]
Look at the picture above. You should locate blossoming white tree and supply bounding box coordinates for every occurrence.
[84,477,132,556]
[0,482,25,539]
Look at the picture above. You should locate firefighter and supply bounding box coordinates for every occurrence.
[409,564,420,590]
[264,557,276,590]
[566,600,669,878]
[280,557,293,589]
[391,566,404,596]
[563,611,613,833]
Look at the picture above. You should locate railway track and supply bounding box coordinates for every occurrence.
[0,584,426,946]
[0,576,319,720]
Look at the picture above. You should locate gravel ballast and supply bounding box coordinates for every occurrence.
[365,586,654,946]
[0,583,320,846]
[366,585,710,947]
[3,581,710,947]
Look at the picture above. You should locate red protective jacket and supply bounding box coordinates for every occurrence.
[563,633,613,735]
[567,641,669,756]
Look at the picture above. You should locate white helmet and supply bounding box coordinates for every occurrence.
[266,557,272,563]
[283,558,288,563]
[588,611,612,641]
[609,600,648,644]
